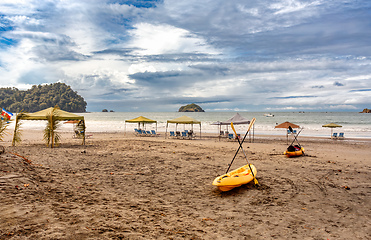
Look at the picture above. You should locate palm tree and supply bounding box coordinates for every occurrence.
[0,118,11,141]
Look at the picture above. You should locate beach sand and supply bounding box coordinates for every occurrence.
[0,131,370,239]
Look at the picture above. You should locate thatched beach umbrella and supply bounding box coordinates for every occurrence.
[13,107,86,147]
[275,121,300,144]
[275,121,300,129]
[322,123,342,138]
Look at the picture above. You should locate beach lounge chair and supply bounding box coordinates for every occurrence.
[151,130,159,136]
[74,130,92,139]
[138,129,147,136]
[235,134,241,140]
[338,132,344,139]
[287,129,297,134]
[176,131,181,138]
[228,133,234,140]
[134,128,141,135]
[182,131,187,138]
[331,132,338,139]
[170,131,175,137]
[188,130,194,139]
[73,130,81,138]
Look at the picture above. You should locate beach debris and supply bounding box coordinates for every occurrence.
[8,152,32,164]
[343,186,350,190]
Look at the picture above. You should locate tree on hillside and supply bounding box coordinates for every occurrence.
[0,83,87,112]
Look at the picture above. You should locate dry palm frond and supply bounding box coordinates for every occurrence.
[0,118,11,141]
[12,112,24,146]
[43,106,61,148]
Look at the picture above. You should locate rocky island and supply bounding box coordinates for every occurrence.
[360,108,371,113]
[178,103,205,112]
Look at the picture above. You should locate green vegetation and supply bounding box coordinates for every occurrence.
[178,103,205,112]
[0,118,11,142]
[43,106,61,148]
[0,83,87,113]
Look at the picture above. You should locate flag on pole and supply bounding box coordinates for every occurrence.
[1,108,13,120]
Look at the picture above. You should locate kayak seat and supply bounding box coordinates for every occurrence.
[287,145,296,152]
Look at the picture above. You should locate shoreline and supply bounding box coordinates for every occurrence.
[6,110,371,140]
[3,130,371,147]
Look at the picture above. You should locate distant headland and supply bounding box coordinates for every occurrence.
[360,108,371,113]
[0,83,86,113]
[178,103,204,112]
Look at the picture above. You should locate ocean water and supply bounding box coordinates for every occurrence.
[14,112,371,139]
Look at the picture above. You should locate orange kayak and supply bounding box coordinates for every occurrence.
[284,147,304,157]
[212,164,257,191]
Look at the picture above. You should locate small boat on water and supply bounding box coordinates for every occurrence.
[212,164,257,191]
[264,113,274,117]
[284,145,304,157]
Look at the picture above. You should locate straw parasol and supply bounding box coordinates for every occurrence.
[322,123,342,138]
[275,121,300,129]
[275,121,300,143]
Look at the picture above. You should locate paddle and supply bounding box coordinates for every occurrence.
[288,126,304,155]
[288,126,301,147]
[226,118,256,173]
[230,121,259,185]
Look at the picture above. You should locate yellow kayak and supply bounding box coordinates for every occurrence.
[212,164,257,192]
[284,147,304,157]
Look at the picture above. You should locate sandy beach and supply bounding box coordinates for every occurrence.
[0,131,370,239]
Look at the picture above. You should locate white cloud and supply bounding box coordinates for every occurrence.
[329,105,358,110]
[270,0,323,15]
[128,23,220,55]
[5,15,42,27]
[0,0,370,111]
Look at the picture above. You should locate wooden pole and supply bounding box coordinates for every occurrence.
[50,111,54,148]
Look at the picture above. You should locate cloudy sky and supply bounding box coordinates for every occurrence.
[1,0,370,112]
